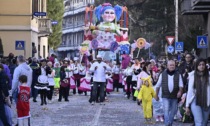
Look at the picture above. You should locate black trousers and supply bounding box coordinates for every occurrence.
[92,82,105,102]
[0,103,11,126]
[59,86,69,101]
[113,79,119,91]
[47,86,54,100]
[73,78,82,94]
[31,82,38,100]
[131,81,137,101]
[126,76,132,97]
[40,89,47,104]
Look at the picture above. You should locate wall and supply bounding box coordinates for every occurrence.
[0,31,31,57]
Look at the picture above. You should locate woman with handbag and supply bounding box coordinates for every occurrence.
[186,58,210,126]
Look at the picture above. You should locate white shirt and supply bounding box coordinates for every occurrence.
[156,73,183,93]
[186,71,210,107]
[123,67,133,76]
[73,63,79,74]
[131,64,140,81]
[112,65,120,74]
[89,61,111,82]
[65,64,74,78]
[79,65,86,75]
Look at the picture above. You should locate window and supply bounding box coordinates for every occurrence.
[38,44,40,57]
[32,0,39,14]
[43,46,46,58]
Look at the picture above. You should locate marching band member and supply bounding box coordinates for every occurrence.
[123,62,133,99]
[73,57,82,94]
[79,62,87,95]
[112,62,121,92]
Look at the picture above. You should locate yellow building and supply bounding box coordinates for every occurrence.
[0,0,51,58]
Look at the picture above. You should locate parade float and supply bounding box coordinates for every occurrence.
[77,3,152,92]
[79,3,130,62]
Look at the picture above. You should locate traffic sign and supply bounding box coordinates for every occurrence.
[197,36,208,48]
[166,36,175,45]
[15,41,25,50]
[167,45,174,53]
[51,20,58,25]
[33,12,47,16]
[175,42,184,51]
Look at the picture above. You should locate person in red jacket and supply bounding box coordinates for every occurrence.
[16,75,31,126]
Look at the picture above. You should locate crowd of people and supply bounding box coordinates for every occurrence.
[0,52,210,126]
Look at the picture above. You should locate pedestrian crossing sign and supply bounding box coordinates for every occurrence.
[197,36,208,48]
[15,41,25,50]
[175,42,183,51]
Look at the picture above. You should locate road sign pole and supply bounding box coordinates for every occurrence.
[24,41,26,57]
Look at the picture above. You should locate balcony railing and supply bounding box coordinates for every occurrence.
[181,0,209,15]
[38,18,52,36]
[192,0,210,6]
[65,3,86,12]
[62,23,85,30]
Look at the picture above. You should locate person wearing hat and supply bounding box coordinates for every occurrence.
[79,61,87,95]
[112,62,121,92]
[89,55,111,105]
[34,59,49,106]
[73,57,82,94]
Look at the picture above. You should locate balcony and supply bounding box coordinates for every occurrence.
[38,18,52,36]
[192,0,210,6]
[62,23,85,30]
[192,0,210,10]
[64,6,85,17]
[181,0,209,15]
[57,43,79,51]
[62,24,85,34]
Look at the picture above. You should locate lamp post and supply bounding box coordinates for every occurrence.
[175,0,178,54]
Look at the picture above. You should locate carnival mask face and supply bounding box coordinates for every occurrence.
[102,9,116,22]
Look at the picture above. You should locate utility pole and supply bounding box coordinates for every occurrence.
[175,0,178,54]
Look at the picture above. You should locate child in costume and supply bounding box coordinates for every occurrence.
[16,75,31,126]
[53,62,61,96]
[138,76,156,124]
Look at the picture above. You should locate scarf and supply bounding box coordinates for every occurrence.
[166,69,175,76]
[194,71,208,109]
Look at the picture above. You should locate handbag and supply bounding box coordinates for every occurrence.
[60,79,69,87]
[182,112,194,123]
[134,90,139,97]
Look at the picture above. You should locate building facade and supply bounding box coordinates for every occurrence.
[0,0,51,59]
[57,0,94,60]
[181,0,210,58]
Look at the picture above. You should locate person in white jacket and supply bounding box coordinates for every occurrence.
[12,55,33,103]
[186,58,210,126]
[89,55,111,105]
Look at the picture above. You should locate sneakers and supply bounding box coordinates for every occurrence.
[91,102,95,105]
[156,117,159,122]
[100,102,105,105]
[159,116,164,122]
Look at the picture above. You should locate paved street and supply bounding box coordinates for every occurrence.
[10,90,196,126]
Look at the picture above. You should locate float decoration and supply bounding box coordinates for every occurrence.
[136,38,146,49]
[79,40,90,55]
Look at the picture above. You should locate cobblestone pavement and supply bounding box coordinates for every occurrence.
[11,91,196,126]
